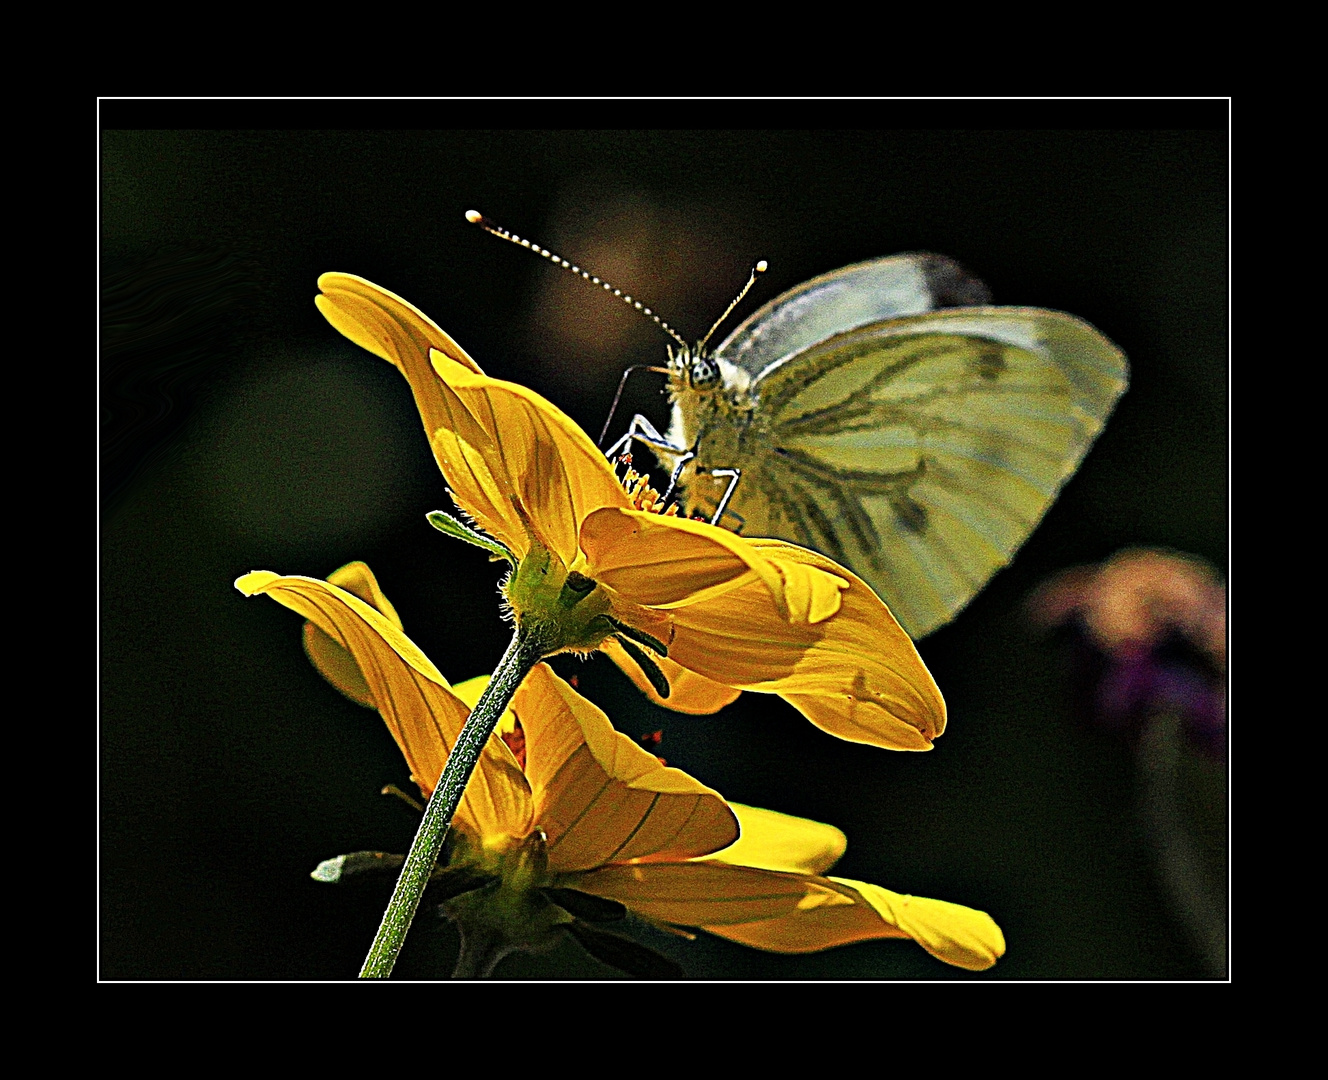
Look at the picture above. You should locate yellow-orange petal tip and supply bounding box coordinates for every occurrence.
[235,571,280,596]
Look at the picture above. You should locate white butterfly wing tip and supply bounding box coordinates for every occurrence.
[1073,408,1104,435]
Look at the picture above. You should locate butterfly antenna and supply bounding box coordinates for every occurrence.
[697,260,768,353]
[466,209,690,353]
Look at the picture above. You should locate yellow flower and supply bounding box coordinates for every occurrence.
[235,563,1004,973]
[313,273,946,751]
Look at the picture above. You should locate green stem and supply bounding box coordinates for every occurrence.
[358,627,543,978]
[1136,710,1227,978]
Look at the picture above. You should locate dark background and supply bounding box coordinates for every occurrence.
[101,102,1227,980]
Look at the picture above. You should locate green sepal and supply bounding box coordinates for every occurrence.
[602,615,669,657]
[427,864,500,902]
[563,920,684,979]
[558,570,597,607]
[614,634,671,699]
[427,510,516,566]
[310,851,405,883]
[381,783,424,813]
[541,887,627,922]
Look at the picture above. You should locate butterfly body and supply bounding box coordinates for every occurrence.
[639,254,1128,640]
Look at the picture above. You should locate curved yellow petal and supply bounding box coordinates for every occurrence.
[315,272,484,375]
[234,571,531,838]
[580,861,1004,970]
[303,619,377,709]
[701,803,846,875]
[317,275,532,553]
[581,507,775,609]
[600,638,742,715]
[426,351,631,566]
[320,271,636,565]
[827,878,1006,971]
[301,561,403,708]
[662,543,946,750]
[766,553,850,624]
[513,665,737,873]
[328,561,404,627]
[701,891,911,954]
[570,862,854,927]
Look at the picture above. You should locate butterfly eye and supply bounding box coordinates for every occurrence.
[689,355,720,389]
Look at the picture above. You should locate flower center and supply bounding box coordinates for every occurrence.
[614,454,680,517]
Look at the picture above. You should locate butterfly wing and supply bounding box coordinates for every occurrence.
[712,307,1128,639]
[712,254,992,377]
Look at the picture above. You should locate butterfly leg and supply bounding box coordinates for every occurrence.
[603,414,688,463]
[660,451,696,505]
[709,468,743,528]
[715,505,746,532]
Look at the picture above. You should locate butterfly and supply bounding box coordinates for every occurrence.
[469,214,1129,639]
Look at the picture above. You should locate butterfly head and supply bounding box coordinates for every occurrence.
[669,341,722,392]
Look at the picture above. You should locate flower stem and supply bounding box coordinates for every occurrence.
[358,627,543,978]
[1136,710,1227,978]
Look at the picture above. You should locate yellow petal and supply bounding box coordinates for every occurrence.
[766,554,849,624]
[662,542,946,750]
[581,507,775,609]
[600,638,742,715]
[593,864,1006,970]
[827,878,1006,971]
[513,664,738,872]
[316,275,525,554]
[303,619,377,708]
[452,674,520,741]
[314,272,484,375]
[301,561,403,708]
[317,273,635,566]
[426,351,631,566]
[701,889,911,954]
[570,862,855,927]
[234,571,531,838]
[701,803,847,875]
[451,675,489,710]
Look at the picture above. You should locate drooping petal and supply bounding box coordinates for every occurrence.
[660,542,946,750]
[701,803,847,875]
[696,879,913,954]
[513,664,738,873]
[569,862,856,927]
[301,561,404,708]
[574,861,1004,970]
[825,878,1006,971]
[314,272,485,375]
[317,275,523,548]
[234,571,531,839]
[600,638,742,715]
[317,274,629,563]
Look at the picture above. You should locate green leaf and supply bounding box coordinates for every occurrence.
[563,920,684,979]
[310,851,405,883]
[426,510,515,565]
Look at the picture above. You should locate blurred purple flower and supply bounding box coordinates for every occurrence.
[1028,549,1226,759]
